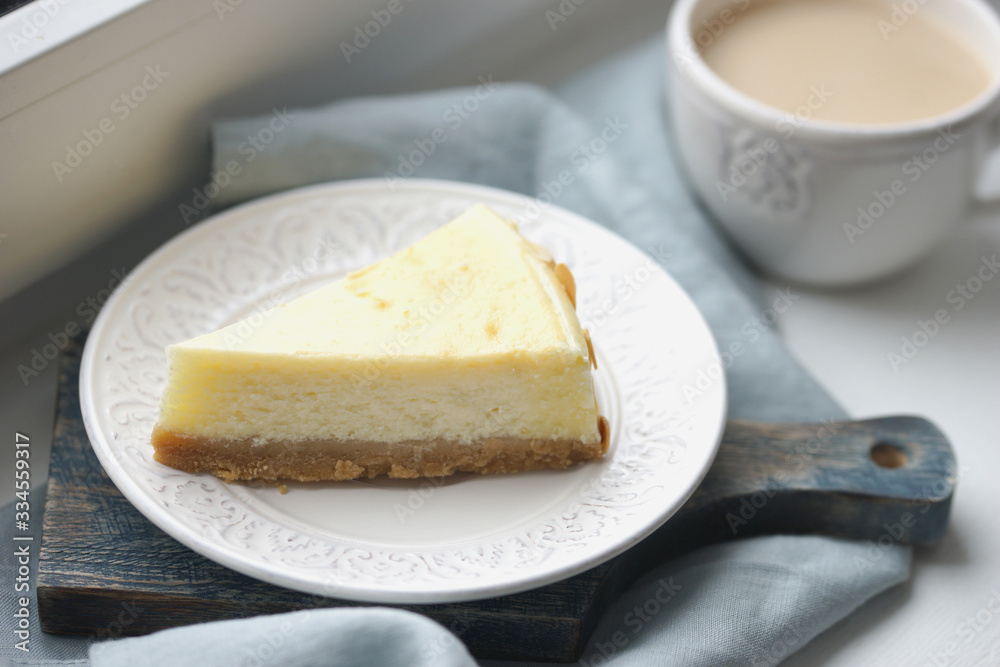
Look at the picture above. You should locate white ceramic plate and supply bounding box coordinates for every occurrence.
[80,179,726,604]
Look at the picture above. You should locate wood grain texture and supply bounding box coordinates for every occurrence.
[38,339,956,662]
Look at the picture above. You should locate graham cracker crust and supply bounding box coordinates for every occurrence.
[152,418,610,483]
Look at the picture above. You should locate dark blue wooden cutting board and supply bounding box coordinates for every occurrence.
[36,338,956,662]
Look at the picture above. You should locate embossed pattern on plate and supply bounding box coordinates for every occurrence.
[80,179,726,603]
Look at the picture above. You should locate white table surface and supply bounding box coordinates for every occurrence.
[770,212,1000,667]
[2,1,999,664]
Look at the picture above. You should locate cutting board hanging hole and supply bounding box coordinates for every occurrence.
[870,442,908,468]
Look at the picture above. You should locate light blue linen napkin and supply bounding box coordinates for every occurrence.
[0,35,911,667]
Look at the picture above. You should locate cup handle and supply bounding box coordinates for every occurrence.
[971,112,1000,220]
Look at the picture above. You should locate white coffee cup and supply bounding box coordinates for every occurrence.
[666,0,1000,286]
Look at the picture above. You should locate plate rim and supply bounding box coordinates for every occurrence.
[80,177,727,603]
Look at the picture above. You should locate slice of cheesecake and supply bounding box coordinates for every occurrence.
[151,204,608,482]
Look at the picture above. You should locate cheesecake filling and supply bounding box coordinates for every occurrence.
[157,350,600,446]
